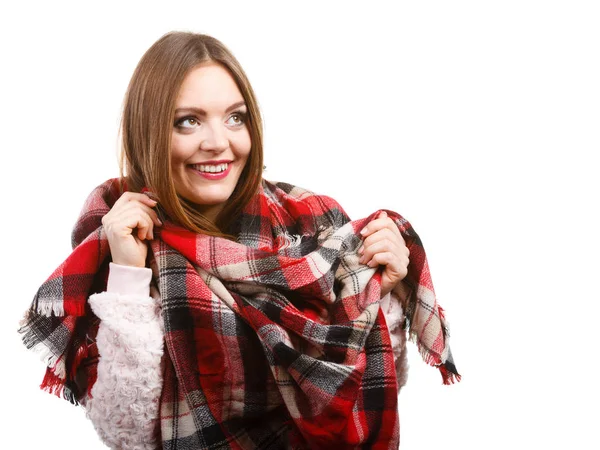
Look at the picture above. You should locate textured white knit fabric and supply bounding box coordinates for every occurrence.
[85,285,164,450]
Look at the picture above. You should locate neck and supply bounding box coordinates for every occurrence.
[196,203,224,227]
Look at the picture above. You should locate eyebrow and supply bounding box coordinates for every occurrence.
[174,100,247,115]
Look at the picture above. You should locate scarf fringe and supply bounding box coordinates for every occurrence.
[39,370,80,405]
[33,299,86,317]
[18,319,67,379]
[35,300,65,317]
[406,309,461,385]
[40,369,65,397]
[440,364,462,385]
[22,320,81,404]
[416,340,461,385]
[20,312,89,405]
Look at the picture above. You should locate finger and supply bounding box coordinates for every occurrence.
[133,211,156,239]
[113,191,156,206]
[359,238,401,265]
[366,251,397,268]
[110,209,157,238]
[138,226,154,241]
[359,228,402,254]
[366,254,409,286]
[135,202,162,226]
[377,211,403,240]
[137,223,150,241]
[139,194,159,209]
[113,192,159,214]
[362,226,405,256]
[360,213,401,240]
[110,199,162,227]
[125,191,159,206]
[135,215,156,241]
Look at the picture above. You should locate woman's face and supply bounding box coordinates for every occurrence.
[171,62,251,222]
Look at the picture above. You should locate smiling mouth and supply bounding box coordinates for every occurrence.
[188,162,233,180]
[190,163,229,173]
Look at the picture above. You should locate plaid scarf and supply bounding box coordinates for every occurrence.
[19,178,459,449]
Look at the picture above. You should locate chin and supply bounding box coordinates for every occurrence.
[185,190,232,209]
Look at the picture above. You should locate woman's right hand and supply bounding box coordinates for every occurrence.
[101,192,163,268]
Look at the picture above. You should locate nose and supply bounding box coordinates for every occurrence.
[200,121,228,153]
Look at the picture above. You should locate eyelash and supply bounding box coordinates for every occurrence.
[174,110,247,129]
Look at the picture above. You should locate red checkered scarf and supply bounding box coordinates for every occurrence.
[19,178,459,448]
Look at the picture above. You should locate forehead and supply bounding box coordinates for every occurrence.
[176,62,244,107]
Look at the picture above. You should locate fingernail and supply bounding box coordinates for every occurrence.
[367,259,377,268]
[360,227,368,236]
[359,256,365,264]
[358,245,364,255]
[379,211,387,218]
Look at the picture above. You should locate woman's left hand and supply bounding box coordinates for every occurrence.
[358,211,410,298]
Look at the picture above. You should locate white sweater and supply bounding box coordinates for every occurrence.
[84,263,408,450]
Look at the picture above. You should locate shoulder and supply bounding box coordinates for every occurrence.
[79,178,124,213]
[71,178,124,248]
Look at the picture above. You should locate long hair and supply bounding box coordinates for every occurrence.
[119,31,264,236]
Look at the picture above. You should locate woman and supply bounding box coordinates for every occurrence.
[20,32,459,449]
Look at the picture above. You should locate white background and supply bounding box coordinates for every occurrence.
[1,1,598,449]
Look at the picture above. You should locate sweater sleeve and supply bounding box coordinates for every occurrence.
[381,281,411,389]
[84,263,164,450]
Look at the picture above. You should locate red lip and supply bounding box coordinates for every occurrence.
[190,159,232,165]
[188,162,232,181]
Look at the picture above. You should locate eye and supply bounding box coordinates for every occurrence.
[227,110,247,127]
[175,116,199,129]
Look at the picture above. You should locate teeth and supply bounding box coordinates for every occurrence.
[195,163,228,173]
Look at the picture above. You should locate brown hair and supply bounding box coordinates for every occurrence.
[119,31,264,237]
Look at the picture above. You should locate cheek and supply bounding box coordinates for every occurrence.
[234,130,252,159]
[170,136,192,165]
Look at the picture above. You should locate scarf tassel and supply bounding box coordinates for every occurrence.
[39,369,81,405]
[40,368,65,398]
[440,363,462,385]
[413,339,461,385]
[406,304,461,385]
[19,317,65,378]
